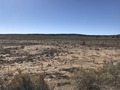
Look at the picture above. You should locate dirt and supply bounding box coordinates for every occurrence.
[0,34,120,90]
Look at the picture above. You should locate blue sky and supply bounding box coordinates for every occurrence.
[0,0,120,35]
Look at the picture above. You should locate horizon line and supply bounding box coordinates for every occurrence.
[0,33,120,36]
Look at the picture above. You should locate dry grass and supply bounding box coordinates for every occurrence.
[0,72,50,90]
[73,61,120,90]
[0,35,120,90]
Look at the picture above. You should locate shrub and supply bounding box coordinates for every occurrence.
[74,68,100,90]
[81,41,86,46]
[33,73,49,90]
[4,72,50,90]
[74,61,120,90]
[8,73,34,90]
[99,61,120,87]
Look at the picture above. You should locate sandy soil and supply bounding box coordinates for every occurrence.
[0,34,120,90]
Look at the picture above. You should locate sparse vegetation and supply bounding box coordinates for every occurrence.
[21,45,25,49]
[0,72,49,90]
[74,61,120,90]
[81,41,86,46]
[0,34,120,90]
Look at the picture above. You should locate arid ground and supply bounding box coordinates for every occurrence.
[0,34,120,90]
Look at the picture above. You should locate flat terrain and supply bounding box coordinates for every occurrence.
[0,34,120,90]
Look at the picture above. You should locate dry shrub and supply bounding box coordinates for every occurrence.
[99,61,120,87]
[0,77,5,90]
[33,73,50,90]
[41,48,58,57]
[74,61,120,90]
[74,68,100,90]
[4,72,50,90]
[7,73,34,90]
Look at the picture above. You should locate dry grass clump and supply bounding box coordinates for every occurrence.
[74,61,120,90]
[1,72,50,90]
[7,73,34,90]
[41,48,63,57]
[74,68,100,90]
[41,48,58,57]
[33,73,49,90]
[0,77,5,90]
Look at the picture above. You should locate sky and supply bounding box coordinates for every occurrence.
[0,0,120,35]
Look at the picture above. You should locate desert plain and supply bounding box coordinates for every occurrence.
[0,34,120,90]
